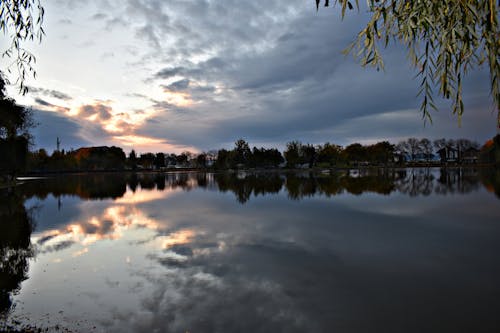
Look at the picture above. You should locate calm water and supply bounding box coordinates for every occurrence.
[1,169,500,332]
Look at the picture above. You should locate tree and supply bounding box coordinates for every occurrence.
[419,138,433,162]
[395,140,409,163]
[433,138,446,152]
[316,1,499,124]
[128,150,137,170]
[233,139,252,167]
[196,153,207,168]
[154,152,166,169]
[176,152,190,166]
[343,143,366,164]
[215,149,230,169]
[0,73,33,180]
[0,0,45,93]
[317,142,343,166]
[139,153,155,169]
[300,144,317,168]
[406,138,421,161]
[284,141,302,168]
[367,141,395,165]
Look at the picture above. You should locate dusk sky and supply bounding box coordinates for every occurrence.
[1,0,496,154]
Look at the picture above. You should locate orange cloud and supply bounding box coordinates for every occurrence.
[160,229,196,249]
[32,94,194,153]
[112,134,198,154]
[164,91,193,107]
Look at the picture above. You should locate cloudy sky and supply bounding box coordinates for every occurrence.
[1,0,496,154]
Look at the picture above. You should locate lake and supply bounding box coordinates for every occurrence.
[1,168,500,332]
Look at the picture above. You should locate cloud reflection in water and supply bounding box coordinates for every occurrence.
[4,170,500,332]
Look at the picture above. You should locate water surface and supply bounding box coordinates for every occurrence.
[1,168,500,332]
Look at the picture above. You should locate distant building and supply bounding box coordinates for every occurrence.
[437,147,458,163]
[461,147,480,164]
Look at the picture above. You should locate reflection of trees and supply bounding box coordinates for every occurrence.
[215,173,283,203]
[394,168,435,196]
[211,169,488,203]
[479,168,500,199]
[21,174,128,200]
[13,169,494,205]
[393,168,482,196]
[0,189,34,314]
[434,168,481,195]
[18,173,207,200]
[285,171,395,199]
[340,173,395,195]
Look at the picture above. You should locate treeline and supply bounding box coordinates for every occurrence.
[28,146,126,172]
[23,135,499,174]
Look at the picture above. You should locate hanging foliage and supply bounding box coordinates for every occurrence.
[316,0,500,124]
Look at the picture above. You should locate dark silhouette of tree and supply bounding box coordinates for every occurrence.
[154,152,166,169]
[196,153,207,168]
[176,152,189,167]
[343,143,366,165]
[284,141,301,168]
[128,149,137,170]
[71,146,126,171]
[251,147,284,168]
[139,153,155,169]
[232,139,252,168]
[0,73,33,181]
[317,142,343,167]
[300,144,317,168]
[215,149,230,169]
[366,141,395,165]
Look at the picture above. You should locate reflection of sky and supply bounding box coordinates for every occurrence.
[9,178,500,332]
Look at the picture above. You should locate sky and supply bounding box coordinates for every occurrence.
[0,0,497,154]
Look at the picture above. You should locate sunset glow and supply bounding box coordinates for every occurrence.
[33,188,175,252]
[2,1,488,155]
[160,229,196,249]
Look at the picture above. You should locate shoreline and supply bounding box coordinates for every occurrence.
[19,162,497,177]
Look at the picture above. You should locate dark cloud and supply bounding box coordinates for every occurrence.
[91,13,107,20]
[154,66,185,80]
[126,93,149,99]
[28,86,72,101]
[41,240,76,253]
[35,98,54,107]
[162,79,190,92]
[78,103,113,121]
[34,0,494,152]
[31,109,91,152]
[131,3,494,150]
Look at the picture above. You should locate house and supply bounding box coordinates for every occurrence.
[461,147,479,164]
[437,146,459,163]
